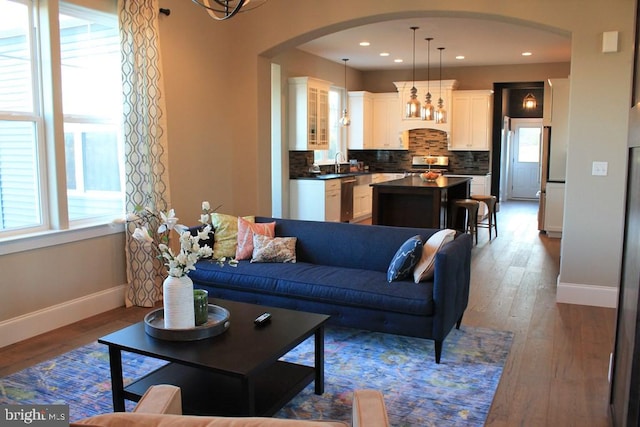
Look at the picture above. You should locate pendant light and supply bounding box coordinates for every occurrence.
[422,37,435,121]
[406,27,421,118]
[435,47,447,124]
[523,93,537,110]
[339,58,351,127]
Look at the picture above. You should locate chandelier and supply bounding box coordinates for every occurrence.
[192,0,267,21]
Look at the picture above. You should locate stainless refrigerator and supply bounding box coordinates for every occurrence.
[538,126,566,230]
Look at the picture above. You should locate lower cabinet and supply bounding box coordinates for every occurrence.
[289,179,341,222]
[353,184,372,221]
[544,182,564,238]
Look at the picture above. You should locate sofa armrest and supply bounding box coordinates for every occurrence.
[133,385,183,415]
[352,390,389,427]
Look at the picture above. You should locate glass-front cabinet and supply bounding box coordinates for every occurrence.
[289,77,331,150]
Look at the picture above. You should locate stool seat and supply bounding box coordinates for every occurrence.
[471,194,498,240]
[452,199,479,244]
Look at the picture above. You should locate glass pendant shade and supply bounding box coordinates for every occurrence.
[340,109,351,126]
[340,58,350,126]
[523,93,537,110]
[422,93,435,121]
[406,27,421,118]
[407,87,421,118]
[422,37,434,121]
[435,47,446,124]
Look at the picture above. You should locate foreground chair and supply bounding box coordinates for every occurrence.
[71,385,390,427]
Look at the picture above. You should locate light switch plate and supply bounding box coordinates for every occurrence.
[592,161,608,176]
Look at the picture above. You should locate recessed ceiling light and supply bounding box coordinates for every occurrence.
[394,58,403,63]
[455,55,465,60]
[522,52,532,56]
[380,52,390,57]
[359,41,370,47]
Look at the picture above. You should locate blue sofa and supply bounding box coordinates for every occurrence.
[188,217,473,363]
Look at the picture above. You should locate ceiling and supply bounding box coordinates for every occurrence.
[298,17,571,71]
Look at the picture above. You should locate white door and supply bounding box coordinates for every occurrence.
[509,119,542,200]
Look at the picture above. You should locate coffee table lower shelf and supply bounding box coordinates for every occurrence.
[123,361,315,417]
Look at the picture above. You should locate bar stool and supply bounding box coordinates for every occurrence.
[452,199,479,244]
[471,194,498,240]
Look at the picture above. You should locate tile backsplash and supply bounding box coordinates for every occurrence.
[289,128,491,178]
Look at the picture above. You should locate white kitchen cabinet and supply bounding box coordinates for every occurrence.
[347,91,374,149]
[289,179,340,222]
[544,182,564,238]
[353,184,372,220]
[446,173,491,218]
[450,90,493,151]
[288,77,331,151]
[372,93,408,150]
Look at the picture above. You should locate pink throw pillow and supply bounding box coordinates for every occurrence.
[236,217,276,260]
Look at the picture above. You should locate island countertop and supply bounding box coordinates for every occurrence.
[370,175,471,189]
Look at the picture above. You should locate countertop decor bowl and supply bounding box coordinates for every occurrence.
[420,171,441,182]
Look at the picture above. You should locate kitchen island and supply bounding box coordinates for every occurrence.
[371,175,471,229]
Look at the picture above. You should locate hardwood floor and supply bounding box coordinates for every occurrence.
[0,200,615,425]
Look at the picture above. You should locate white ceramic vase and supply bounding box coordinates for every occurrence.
[163,275,195,329]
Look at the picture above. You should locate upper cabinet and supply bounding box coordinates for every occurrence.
[347,91,374,149]
[372,93,408,149]
[449,90,493,151]
[393,80,458,133]
[289,77,331,151]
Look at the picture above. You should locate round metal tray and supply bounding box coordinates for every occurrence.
[144,304,231,341]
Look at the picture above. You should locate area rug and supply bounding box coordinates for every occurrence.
[0,326,512,426]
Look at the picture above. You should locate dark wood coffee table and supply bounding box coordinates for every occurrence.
[98,298,330,417]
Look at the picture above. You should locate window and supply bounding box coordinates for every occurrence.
[516,126,541,163]
[0,0,123,238]
[314,87,345,164]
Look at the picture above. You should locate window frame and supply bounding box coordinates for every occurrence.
[0,0,125,251]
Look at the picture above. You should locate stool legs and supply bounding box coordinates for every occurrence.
[472,195,498,241]
[453,199,479,245]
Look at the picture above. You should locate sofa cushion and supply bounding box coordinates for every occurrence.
[71,413,348,426]
[251,235,297,263]
[236,217,275,260]
[211,214,254,259]
[255,217,437,273]
[413,229,456,283]
[190,260,434,316]
[387,235,422,282]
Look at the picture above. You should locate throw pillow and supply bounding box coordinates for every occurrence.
[236,217,276,260]
[413,229,456,283]
[251,235,297,263]
[387,235,423,282]
[211,213,254,259]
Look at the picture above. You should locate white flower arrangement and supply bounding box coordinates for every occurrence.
[125,201,216,277]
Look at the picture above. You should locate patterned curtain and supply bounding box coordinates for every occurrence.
[118,0,171,307]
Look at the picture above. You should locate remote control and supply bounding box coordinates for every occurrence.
[254,312,272,325]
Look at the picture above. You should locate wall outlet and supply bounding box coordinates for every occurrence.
[592,161,608,176]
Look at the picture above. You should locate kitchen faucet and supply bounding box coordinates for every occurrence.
[335,152,344,174]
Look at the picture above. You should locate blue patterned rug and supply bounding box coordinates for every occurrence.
[0,326,512,426]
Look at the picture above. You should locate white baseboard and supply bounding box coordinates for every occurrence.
[0,285,126,348]
[556,280,618,308]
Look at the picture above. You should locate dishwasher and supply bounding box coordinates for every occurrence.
[340,176,357,222]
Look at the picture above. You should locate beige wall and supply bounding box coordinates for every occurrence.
[1,0,635,340]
